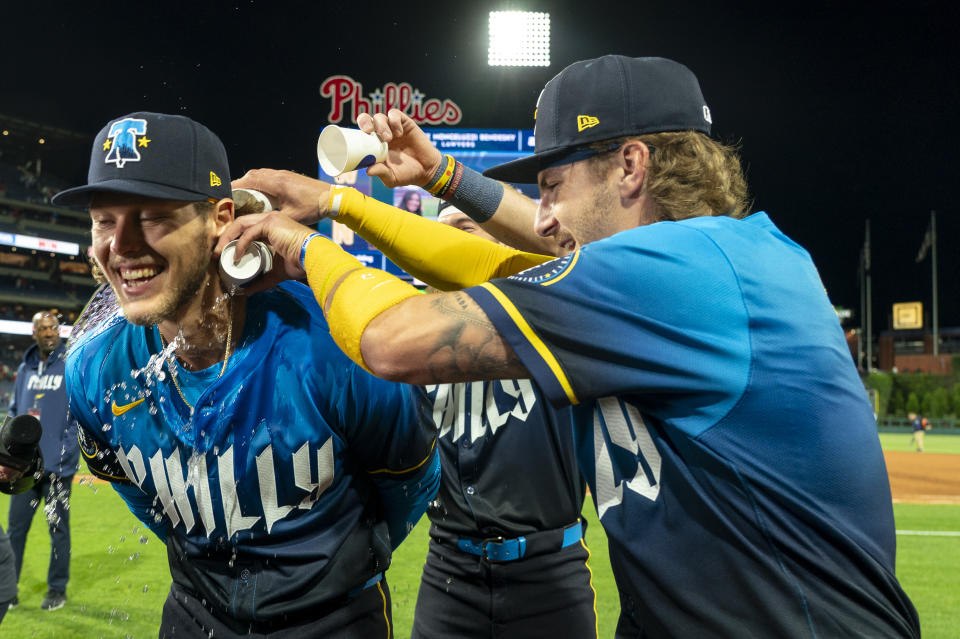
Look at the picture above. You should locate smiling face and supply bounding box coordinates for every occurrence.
[89,192,218,326]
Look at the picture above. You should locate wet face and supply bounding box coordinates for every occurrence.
[534,160,622,254]
[438,211,499,244]
[33,314,60,356]
[89,193,217,326]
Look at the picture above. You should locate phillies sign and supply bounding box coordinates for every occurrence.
[320,75,462,125]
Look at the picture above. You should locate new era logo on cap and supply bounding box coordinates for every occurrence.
[51,112,231,206]
[577,115,600,132]
[484,55,712,184]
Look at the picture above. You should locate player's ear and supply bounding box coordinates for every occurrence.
[618,140,651,200]
[211,198,236,237]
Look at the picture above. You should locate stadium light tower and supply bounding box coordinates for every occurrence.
[488,11,550,67]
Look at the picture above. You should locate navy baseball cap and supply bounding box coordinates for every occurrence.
[484,56,713,184]
[51,112,231,206]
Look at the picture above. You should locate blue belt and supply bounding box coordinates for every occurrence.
[456,520,583,562]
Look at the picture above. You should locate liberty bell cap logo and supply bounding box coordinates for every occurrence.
[103,118,150,168]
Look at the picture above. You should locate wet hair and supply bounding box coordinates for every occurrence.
[89,258,106,284]
[588,131,751,221]
[197,192,267,218]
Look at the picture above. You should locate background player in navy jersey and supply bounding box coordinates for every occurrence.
[353,198,598,638]
[226,54,920,638]
[51,112,439,638]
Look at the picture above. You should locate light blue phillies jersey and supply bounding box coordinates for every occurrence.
[67,281,438,622]
[466,212,919,638]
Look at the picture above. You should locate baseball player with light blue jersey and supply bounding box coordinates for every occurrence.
[225,55,920,638]
[52,112,439,638]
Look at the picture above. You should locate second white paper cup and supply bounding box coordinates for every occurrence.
[220,240,273,288]
[317,125,388,177]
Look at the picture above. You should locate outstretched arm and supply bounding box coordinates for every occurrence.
[230,171,552,291]
[360,288,525,384]
[358,109,559,256]
[218,212,529,383]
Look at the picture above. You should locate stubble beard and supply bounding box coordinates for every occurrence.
[111,236,214,327]
[576,182,618,247]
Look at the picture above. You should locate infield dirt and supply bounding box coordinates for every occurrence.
[885,451,960,505]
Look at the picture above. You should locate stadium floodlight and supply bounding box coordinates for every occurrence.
[488,11,550,67]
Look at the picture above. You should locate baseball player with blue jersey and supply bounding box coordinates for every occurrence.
[335,200,598,638]
[225,55,920,638]
[51,112,439,638]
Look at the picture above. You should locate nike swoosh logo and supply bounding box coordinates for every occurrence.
[112,398,146,416]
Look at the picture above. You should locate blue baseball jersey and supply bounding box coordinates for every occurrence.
[66,282,439,622]
[465,212,919,638]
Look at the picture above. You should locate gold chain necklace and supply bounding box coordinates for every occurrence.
[157,297,233,410]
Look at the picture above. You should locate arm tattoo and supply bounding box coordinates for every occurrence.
[424,292,525,382]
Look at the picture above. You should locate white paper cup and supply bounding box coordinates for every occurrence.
[231,188,275,215]
[219,240,273,288]
[317,125,388,177]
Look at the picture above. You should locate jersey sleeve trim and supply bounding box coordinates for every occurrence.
[470,283,579,406]
[540,249,581,287]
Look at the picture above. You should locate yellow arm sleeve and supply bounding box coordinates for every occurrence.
[303,235,420,372]
[328,186,552,290]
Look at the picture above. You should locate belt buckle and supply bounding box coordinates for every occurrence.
[480,536,506,562]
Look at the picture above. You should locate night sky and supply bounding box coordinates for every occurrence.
[2,0,957,330]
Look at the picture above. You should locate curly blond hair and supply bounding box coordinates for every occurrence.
[590,131,750,222]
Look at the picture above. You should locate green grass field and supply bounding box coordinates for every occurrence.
[879,430,960,454]
[1,438,956,638]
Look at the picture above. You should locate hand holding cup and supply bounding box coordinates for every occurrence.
[317,126,388,177]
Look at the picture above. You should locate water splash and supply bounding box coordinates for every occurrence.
[132,331,183,388]
[67,283,125,355]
